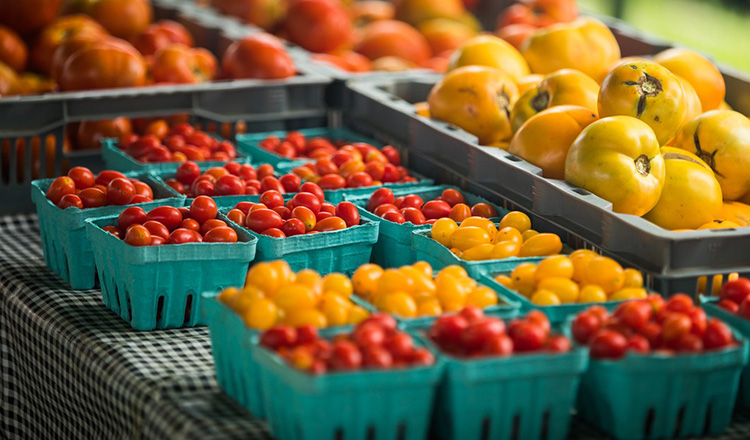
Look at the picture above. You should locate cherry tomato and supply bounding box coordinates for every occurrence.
[316,211,333,221]
[79,187,108,208]
[292,192,322,214]
[665,294,695,314]
[674,333,704,352]
[374,204,399,217]
[273,206,291,220]
[363,346,394,369]
[279,174,301,193]
[689,307,707,336]
[381,164,400,183]
[292,206,316,231]
[174,161,201,186]
[233,202,254,215]
[143,220,170,239]
[204,226,238,243]
[396,195,420,210]
[449,204,472,222]
[46,176,76,205]
[639,321,663,348]
[256,164,275,180]
[459,306,485,323]
[132,180,154,200]
[166,228,198,244]
[246,209,284,233]
[318,174,347,190]
[300,182,325,203]
[441,189,466,207]
[320,203,336,215]
[103,225,122,238]
[382,211,405,224]
[380,146,401,165]
[526,310,551,338]
[461,318,506,352]
[329,340,362,371]
[164,178,185,194]
[213,175,244,196]
[180,218,200,231]
[124,225,151,247]
[238,164,257,181]
[384,332,414,360]
[95,170,127,187]
[615,301,652,331]
[346,172,374,188]
[366,188,395,212]
[422,200,452,220]
[703,319,733,349]
[510,321,546,352]
[335,202,360,227]
[260,176,285,194]
[117,206,146,230]
[200,219,227,235]
[545,335,572,353]
[408,347,435,366]
[401,207,426,225]
[130,195,150,204]
[260,326,298,349]
[150,236,166,246]
[589,329,628,359]
[471,203,499,218]
[314,216,347,232]
[58,194,83,210]
[353,323,386,348]
[106,178,136,205]
[719,299,740,314]
[572,312,602,344]
[281,218,306,236]
[190,195,218,224]
[67,167,95,190]
[262,228,286,238]
[146,206,183,231]
[260,190,285,209]
[226,208,246,226]
[721,278,750,306]
[626,334,650,353]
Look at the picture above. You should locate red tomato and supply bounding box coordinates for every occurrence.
[441,189,466,207]
[145,145,172,162]
[589,329,628,359]
[245,185,259,196]
[526,310,551,338]
[384,332,414,360]
[545,335,571,353]
[190,196,218,224]
[275,141,296,158]
[300,182,325,203]
[132,180,153,199]
[57,194,83,209]
[260,326,298,349]
[204,226,238,243]
[571,312,602,344]
[106,178,136,205]
[227,209,246,226]
[719,299,740,314]
[95,170,127,187]
[320,203,336,215]
[381,164,400,183]
[374,204,399,217]
[471,203,499,218]
[400,207,426,225]
[365,162,385,181]
[180,218,200,231]
[393,196,405,209]
[510,321,545,352]
[149,235,165,245]
[408,347,435,366]
[273,206,291,220]
[281,218,306,236]
[279,174,301,193]
[400,194,424,210]
[296,325,318,345]
[674,333,704,352]
[461,318,506,352]
[233,202,254,215]
[459,305,485,323]
[316,211,333,221]
[315,158,338,175]
[329,340,362,371]
[313,216,347,232]
[124,224,151,246]
[166,178,185,194]
[67,167,95,189]
[238,164,257,181]
[360,314,397,332]
[639,321,663,348]
[421,200,452,220]
[142,220,170,239]
[130,195,150,204]
[318,174,347,190]
[331,151,352,167]
[483,334,514,356]
[223,162,241,176]
[259,190,284,209]
[292,206,316,231]
[382,211,405,224]
[665,294,695,314]
[260,176,286,194]
[353,323,386,348]
[292,192,322,214]
[261,228,286,237]
[126,136,159,157]
[626,334,650,353]
[246,209,284,233]
[46,176,76,204]
[662,313,692,342]
[688,307,707,336]
[335,202,360,227]
[703,319,734,349]
[200,219,227,235]
[720,278,750,305]
[284,0,353,53]
[362,346,394,369]
[380,146,401,165]
[146,206,183,231]
[221,33,295,80]
[256,164,275,180]
[346,172,374,188]
[166,228,198,244]
[78,187,107,208]
[118,206,146,230]
[103,225,122,238]
[615,301,652,331]
[214,175,244,196]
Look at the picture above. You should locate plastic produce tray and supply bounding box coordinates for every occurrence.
[85,213,257,330]
[30,173,184,289]
[0,0,330,215]
[222,204,378,274]
[424,336,588,440]
[253,331,444,440]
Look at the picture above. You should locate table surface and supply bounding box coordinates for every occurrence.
[3,213,750,440]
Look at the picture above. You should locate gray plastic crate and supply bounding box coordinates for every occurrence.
[0,0,330,215]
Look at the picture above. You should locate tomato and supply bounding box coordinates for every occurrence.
[482,334,514,356]
[373,204,398,217]
[58,39,147,91]
[545,335,571,353]
[345,172,372,188]
[138,221,169,241]
[145,206,182,231]
[399,207,425,225]
[384,332,414,360]
[221,33,295,80]
[429,314,469,349]
[102,225,122,238]
[225,209,245,226]
[703,319,734,349]
[510,321,545,352]
[439,189,465,207]
[203,226,238,243]
[362,346,393,369]
[665,294,694,314]
[199,219,226,235]
[674,333,704,352]
[334,202,360,227]
[90,0,152,40]
[367,188,395,212]
[662,313,692,343]
[721,278,750,306]
[104,178,135,205]
[94,170,126,187]
[66,167,94,189]
[78,187,107,208]
[273,206,291,220]
[382,211,406,224]
[179,218,200,232]
[614,301,652,331]
[626,334,650,353]
[124,224,151,247]
[258,176,283,194]
[329,340,362,371]
[571,312,602,344]
[320,203,336,216]
[57,193,83,210]
[719,299,740,314]
[189,196,217,224]
[246,209,284,233]
[355,19,430,65]
[422,200,451,220]
[589,329,628,359]
[152,44,217,84]
[654,48,725,111]
[279,218,304,237]
[46,176,76,205]
[316,174,345,190]
[132,20,193,56]
[208,174,241,196]
[314,216,347,232]
[165,228,197,244]
[285,0,352,53]
[291,206,316,231]
[353,323,386,348]
[259,326,297,349]
[277,174,300,193]
[380,146,400,165]
[461,318,506,352]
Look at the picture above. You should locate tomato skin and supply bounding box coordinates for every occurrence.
[146,206,183,231]
[721,278,750,306]
[58,39,147,91]
[615,301,652,331]
[46,176,76,205]
[320,203,336,215]
[292,192,322,214]
[703,319,733,349]
[367,188,394,211]
[318,174,347,190]
[214,175,244,196]
[382,211,406,224]
[67,167,95,189]
[422,200,452,220]
[384,332,414,360]
[103,225,122,238]
[95,170,127,187]
[200,219,227,235]
[58,194,83,209]
[401,207,426,225]
[281,218,306,237]
[106,178,135,205]
[246,209,284,233]
[190,196,218,224]
[545,335,572,353]
[313,216,347,232]
[261,228,286,237]
[117,206,146,230]
[142,220,170,239]
[284,0,352,53]
[626,334,650,353]
[719,299,740,314]
[180,218,200,232]
[661,313,692,343]
[374,204,399,217]
[204,226,238,243]
[273,206,291,220]
[261,190,285,209]
[335,202,360,227]
[260,176,285,194]
[589,329,627,359]
[510,321,545,352]
[166,228,198,244]
[132,180,153,200]
[279,174,301,193]
[471,203,498,218]
[291,206,316,231]
[665,294,694,314]
[221,33,295,80]
[353,323,386,348]
[441,189,465,207]
[400,195,424,210]
[124,224,151,246]
[461,318,506,352]
[78,187,108,208]
[572,312,602,344]
[673,333,704,352]
[226,209,246,226]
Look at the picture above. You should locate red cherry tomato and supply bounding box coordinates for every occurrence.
[526,310,551,338]
[615,301,652,331]
[180,218,200,231]
[300,182,325,203]
[458,306,485,323]
[176,161,201,186]
[703,319,734,349]
[261,190,285,209]
[58,194,83,209]
[335,202,360,227]
[316,211,333,221]
[150,236,166,246]
[315,158,338,176]
[384,332,414,360]
[509,321,545,352]
[688,307,707,336]
[626,334,650,353]
[320,203,336,215]
[353,323,386,348]
[190,196,218,224]
[400,195,424,210]
[441,189,466,207]
[382,211,405,224]
[200,219,228,235]
[273,206,291,220]
[380,146,401,165]
[545,335,571,353]
[67,167,95,190]
[46,176,76,205]
[329,340,362,371]
[226,208,246,226]
[260,326,298,349]
[78,188,108,208]
[279,173,301,193]
[126,136,160,158]
[571,312,602,344]
[373,204,399,217]
[362,346,394,369]
[146,206,183,231]
[106,178,136,205]
[124,225,152,247]
[118,206,147,230]
[483,334,514,356]
[132,180,154,200]
[741,298,750,321]
[721,278,750,305]
[238,164,257,181]
[281,218,306,236]
[381,163,400,183]
[471,203,498,218]
[346,172,373,188]
[665,294,695,314]
[192,179,215,196]
[261,228,286,238]
[260,176,286,194]
[233,202,254,215]
[408,347,435,366]
[317,174,347,190]
[165,178,185,194]
[589,329,628,359]
[166,228,198,244]
[204,226,238,243]
[313,216,347,232]
[246,209,284,233]
[103,225,122,238]
[461,318,506,353]
[291,206,316,231]
[662,313,692,343]
[95,170,127,187]
[256,164,275,180]
[422,200,452,220]
[674,333,704,352]
[143,220,170,239]
[214,175,245,196]
[292,192,322,214]
[400,207,426,225]
[366,188,394,211]
[719,299,740,314]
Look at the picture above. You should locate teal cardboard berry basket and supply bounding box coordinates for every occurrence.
[30,173,185,289]
[344,185,504,269]
[421,335,587,440]
[252,330,444,440]
[222,204,378,275]
[563,315,749,440]
[85,213,257,330]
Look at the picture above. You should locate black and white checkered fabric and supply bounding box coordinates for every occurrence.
[2,213,750,440]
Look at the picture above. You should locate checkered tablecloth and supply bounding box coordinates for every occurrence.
[2,213,750,440]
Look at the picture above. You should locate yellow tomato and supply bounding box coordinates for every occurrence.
[295,269,324,295]
[217,287,240,305]
[511,262,537,296]
[671,110,750,200]
[654,48,725,111]
[462,243,495,261]
[377,269,413,297]
[517,73,544,95]
[460,216,498,238]
[414,101,430,117]
[498,211,531,233]
[245,262,281,295]
[598,61,686,145]
[436,274,468,308]
[448,34,530,81]
[417,299,443,316]
[579,285,607,303]
[270,260,295,286]
[519,233,563,257]
[431,217,459,247]
[534,255,574,280]
[347,305,369,325]
[428,65,519,144]
[493,226,522,244]
[401,266,436,294]
[522,229,539,241]
[494,274,513,288]
[285,309,328,327]
[322,273,353,297]
[674,75,702,126]
[352,264,383,297]
[531,289,561,306]
[537,277,579,303]
[583,257,624,294]
[565,116,666,216]
[466,286,499,308]
[490,240,521,259]
[412,261,434,278]
[509,105,598,179]
[320,293,351,326]
[721,201,750,226]
[609,287,648,301]
[622,268,644,288]
[698,219,742,230]
[381,292,418,318]
[643,147,723,230]
[450,226,491,251]
[239,298,278,330]
[439,265,469,279]
[569,249,597,283]
[510,69,599,132]
[274,285,318,310]
[522,18,620,83]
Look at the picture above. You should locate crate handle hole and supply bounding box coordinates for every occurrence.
[572,188,591,196]
[480,416,491,440]
[183,294,194,326]
[644,407,655,438]
[156,296,165,325]
[506,155,522,162]
[703,403,713,435]
[674,405,686,437]
[540,410,551,440]
[510,413,521,440]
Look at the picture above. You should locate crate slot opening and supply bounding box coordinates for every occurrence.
[540,410,551,440]
[644,407,656,438]
[156,296,165,326]
[674,404,687,437]
[183,294,194,327]
[703,403,713,436]
[511,413,521,440]
[480,416,491,440]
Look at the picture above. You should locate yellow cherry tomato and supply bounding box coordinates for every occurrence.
[352,264,384,297]
[439,265,469,280]
[490,240,521,260]
[381,292,418,318]
[493,226,522,245]
[510,263,537,297]
[459,216,498,238]
[320,293,351,326]
[431,217,459,247]
[579,284,608,303]
[270,260,295,286]
[417,299,443,316]
[449,226,491,251]
[537,277,579,303]
[295,269,323,295]
[609,287,648,301]
[245,262,280,295]
[218,287,240,305]
[569,249,597,282]
[698,219,742,230]
[322,273,353,298]
[462,243,495,261]
[347,305,370,325]
[401,266,436,294]
[412,261,434,279]
[229,288,264,314]
[564,115,666,216]
[285,309,328,327]
[522,229,539,241]
[436,274,469,309]
[519,233,563,257]
[466,286,499,308]
[499,211,531,233]
[583,257,624,294]
[450,248,463,257]
[494,274,513,288]
[376,269,414,297]
[274,285,318,310]
[240,298,278,330]
[531,289,562,306]
[534,255,574,281]
[622,268,644,288]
